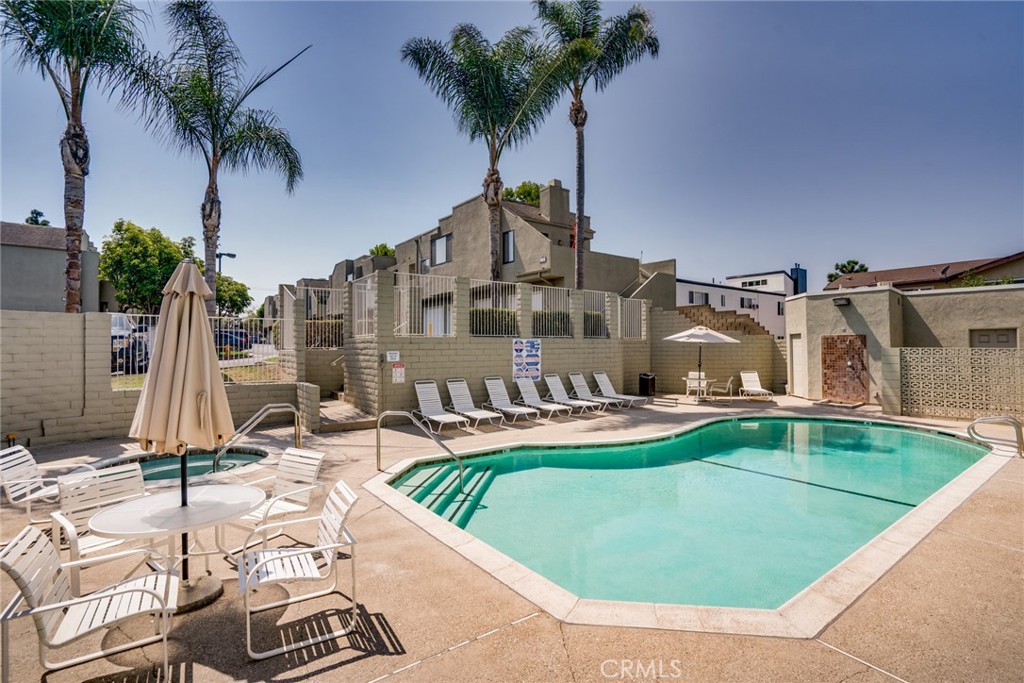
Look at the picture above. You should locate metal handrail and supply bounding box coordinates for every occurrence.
[376,410,465,493]
[967,416,1023,457]
[213,403,304,471]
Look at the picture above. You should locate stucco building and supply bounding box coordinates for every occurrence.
[0,221,101,312]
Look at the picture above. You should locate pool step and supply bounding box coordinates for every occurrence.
[393,463,496,528]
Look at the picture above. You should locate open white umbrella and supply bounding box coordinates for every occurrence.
[663,325,740,389]
[129,260,234,579]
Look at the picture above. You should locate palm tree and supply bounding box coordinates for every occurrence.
[402,24,591,282]
[124,0,305,314]
[1,0,145,312]
[534,0,658,289]
[828,259,870,283]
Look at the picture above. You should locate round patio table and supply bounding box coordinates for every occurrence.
[89,484,264,609]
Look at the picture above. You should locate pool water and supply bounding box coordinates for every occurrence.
[139,452,265,480]
[392,419,987,609]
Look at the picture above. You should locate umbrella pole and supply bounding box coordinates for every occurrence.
[180,458,190,582]
[697,345,703,402]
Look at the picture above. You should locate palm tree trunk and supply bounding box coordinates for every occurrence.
[483,167,503,283]
[570,98,588,290]
[201,181,222,316]
[60,121,90,313]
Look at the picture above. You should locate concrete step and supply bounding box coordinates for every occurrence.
[318,397,376,432]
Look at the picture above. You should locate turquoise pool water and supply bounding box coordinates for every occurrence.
[392,419,987,608]
[138,449,266,481]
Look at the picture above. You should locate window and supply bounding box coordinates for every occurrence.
[777,301,785,315]
[431,234,451,265]
[688,291,709,305]
[740,297,758,309]
[741,279,767,288]
[970,329,1017,348]
[721,294,726,307]
[502,230,515,263]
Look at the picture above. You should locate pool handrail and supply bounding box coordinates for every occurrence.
[213,403,304,471]
[376,410,466,494]
[967,416,1022,457]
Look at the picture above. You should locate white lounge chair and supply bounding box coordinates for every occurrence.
[593,371,648,408]
[739,371,774,401]
[482,377,540,423]
[568,372,622,410]
[0,445,94,525]
[446,378,505,428]
[239,480,358,660]
[514,377,574,418]
[413,380,471,433]
[543,374,603,414]
[0,525,178,681]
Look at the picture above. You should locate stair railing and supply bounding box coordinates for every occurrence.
[213,403,304,471]
[376,411,466,493]
[967,416,1023,457]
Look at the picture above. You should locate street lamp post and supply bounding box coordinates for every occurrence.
[215,251,236,274]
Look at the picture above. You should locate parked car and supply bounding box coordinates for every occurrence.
[214,328,252,352]
[111,313,150,374]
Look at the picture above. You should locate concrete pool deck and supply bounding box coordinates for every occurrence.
[1,396,1021,682]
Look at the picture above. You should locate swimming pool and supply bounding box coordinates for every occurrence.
[391,418,988,610]
[127,446,268,481]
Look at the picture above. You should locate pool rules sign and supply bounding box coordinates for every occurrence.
[512,338,541,380]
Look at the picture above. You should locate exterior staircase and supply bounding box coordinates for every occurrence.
[677,304,772,336]
[318,396,376,432]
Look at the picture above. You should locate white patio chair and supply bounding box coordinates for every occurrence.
[0,525,178,683]
[685,371,706,399]
[51,463,147,595]
[220,447,326,554]
[514,377,574,418]
[593,371,648,408]
[707,376,735,402]
[0,445,94,526]
[413,380,471,433]
[543,374,603,414]
[482,377,540,423]
[239,479,359,660]
[446,378,505,428]
[567,372,622,410]
[739,371,774,401]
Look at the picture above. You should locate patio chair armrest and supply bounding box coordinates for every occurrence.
[36,462,96,473]
[241,514,322,549]
[242,540,354,587]
[260,482,324,522]
[14,584,173,620]
[61,545,172,571]
[50,510,79,550]
[243,474,275,488]
[3,477,60,503]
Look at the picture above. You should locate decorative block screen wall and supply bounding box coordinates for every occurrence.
[900,348,1024,419]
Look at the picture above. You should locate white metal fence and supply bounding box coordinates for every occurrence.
[303,286,344,349]
[352,273,377,338]
[395,272,456,337]
[110,312,295,386]
[583,290,609,338]
[531,285,572,337]
[470,279,520,337]
[619,298,646,339]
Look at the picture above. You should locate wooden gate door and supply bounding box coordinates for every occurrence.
[821,334,868,403]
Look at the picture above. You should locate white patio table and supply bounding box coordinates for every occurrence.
[89,484,264,607]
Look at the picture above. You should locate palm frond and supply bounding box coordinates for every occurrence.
[164,0,243,102]
[219,108,303,193]
[594,4,659,91]
[231,43,311,116]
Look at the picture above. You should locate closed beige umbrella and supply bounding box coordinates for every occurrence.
[129,260,234,580]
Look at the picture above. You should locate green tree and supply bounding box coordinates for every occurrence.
[2,0,146,312]
[215,273,252,316]
[534,0,658,289]
[369,243,395,257]
[402,24,592,281]
[827,259,869,283]
[25,208,50,225]
[502,180,542,206]
[99,219,199,313]
[124,0,305,315]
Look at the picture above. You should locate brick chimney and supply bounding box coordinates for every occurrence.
[539,179,571,225]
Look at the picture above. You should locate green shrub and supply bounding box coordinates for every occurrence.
[470,308,518,336]
[532,310,571,337]
[584,311,607,338]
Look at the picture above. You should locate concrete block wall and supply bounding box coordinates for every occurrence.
[341,278,381,415]
[296,382,321,432]
[305,349,345,398]
[878,348,901,414]
[1,310,306,447]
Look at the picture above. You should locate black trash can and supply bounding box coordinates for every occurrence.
[639,373,656,396]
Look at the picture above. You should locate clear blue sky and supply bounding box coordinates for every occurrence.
[3,0,1022,303]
